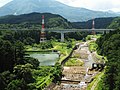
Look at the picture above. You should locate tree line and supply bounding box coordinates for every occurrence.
[96,17,120,90]
[0,30,62,90]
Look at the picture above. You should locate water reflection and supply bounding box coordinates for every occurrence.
[28,52,59,66]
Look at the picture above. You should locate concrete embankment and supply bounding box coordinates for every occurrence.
[61,45,77,66]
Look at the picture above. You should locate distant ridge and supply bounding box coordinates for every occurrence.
[0,12,72,29]
[72,17,116,29]
[0,0,119,21]
[0,12,117,29]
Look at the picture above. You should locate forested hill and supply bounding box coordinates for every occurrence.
[0,12,72,29]
[96,17,120,90]
[72,17,117,29]
[0,12,117,29]
[108,17,120,29]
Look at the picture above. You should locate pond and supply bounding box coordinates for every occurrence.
[27,52,59,66]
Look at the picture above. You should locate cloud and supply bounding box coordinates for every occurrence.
[0,0,12,7]
[56,0,120,12]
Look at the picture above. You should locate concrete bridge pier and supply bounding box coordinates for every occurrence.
[61,31,65,42]
[102,31,105,34]
[103,31,109,34]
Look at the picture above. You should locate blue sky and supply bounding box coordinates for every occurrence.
[0,0,120,12]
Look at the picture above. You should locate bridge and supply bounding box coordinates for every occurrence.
[0,15,115,42]
[44,18,115,42]
[45,28,115,42]
[0,28,115,42]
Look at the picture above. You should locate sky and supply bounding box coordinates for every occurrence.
[0,0,120,12]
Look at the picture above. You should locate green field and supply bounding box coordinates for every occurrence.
[64,58,84,66]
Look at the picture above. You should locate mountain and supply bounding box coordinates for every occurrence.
[0,0,119,22]
[0,12,72,29]
[0,12,117,29]
[72,17,117,29]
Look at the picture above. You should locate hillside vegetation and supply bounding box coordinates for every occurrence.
[0,30,62,90]
[0,12,72,29]
[0,13,117,29]
[0,13,119,90]
[72,17,116,29]
[96,17,120,90]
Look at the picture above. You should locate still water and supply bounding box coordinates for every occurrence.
[28,52,59,66]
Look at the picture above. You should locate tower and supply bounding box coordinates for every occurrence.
[40,15,46,42]
[92,19,95,29]
[92,18,96,35]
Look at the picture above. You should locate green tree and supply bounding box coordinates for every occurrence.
[0,71,15,90]
[24,57,39,69]
[13,64,34,84]
[96,17,120,90]
[0,39,14,72]
[52,63,62,83]
[6,79,28,90]
[15,41,25,65]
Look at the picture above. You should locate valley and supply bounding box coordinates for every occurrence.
[0,1,120,89]
[53,35,104,90]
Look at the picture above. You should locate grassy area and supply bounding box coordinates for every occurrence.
[86,34,102,41]
[86,35,100,52]
[87,71,104,90]
[64,58,84,66]
[86,35,92,40]
[87,34,105,90]
[25,40,76,63]
[51,40,76,63]
[31,66,54,89]
[35,74,52,89]
[88,41,98,52]
[92,34,102,39]
[87,35,107,63]
[94,77,103,90]
[25,44,48,51]
[94,53,107,63]
[31,65,61,89]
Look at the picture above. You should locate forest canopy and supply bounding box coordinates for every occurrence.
[96,17,120,90]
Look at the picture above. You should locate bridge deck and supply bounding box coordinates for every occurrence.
[0,28,115,32]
